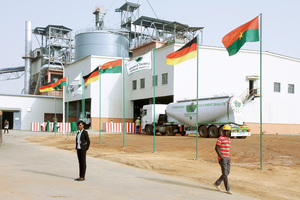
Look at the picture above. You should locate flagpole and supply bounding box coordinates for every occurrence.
[99,71,101,143]
[123,57,125,148]
[153,48,156,153]
[82,70,85,125]
[67,76,69,140]
[54,89,57,136]
[259,13,263,170]
[195,35,199,160]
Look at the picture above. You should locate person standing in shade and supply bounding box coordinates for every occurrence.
[135,117,140,134]
[214,124,232,194]
[75,120,90,181]
[4,119,9,134]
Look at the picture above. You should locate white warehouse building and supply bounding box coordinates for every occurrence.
[65,42,300,135]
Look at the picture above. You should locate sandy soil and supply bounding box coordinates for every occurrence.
[28,133,300,200]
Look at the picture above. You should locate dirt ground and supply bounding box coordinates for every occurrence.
[28,133,300,200]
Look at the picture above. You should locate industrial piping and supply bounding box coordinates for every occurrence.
[24,21,32,94]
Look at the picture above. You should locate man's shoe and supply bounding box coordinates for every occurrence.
[214,183,221,191]
[227,190,233,194]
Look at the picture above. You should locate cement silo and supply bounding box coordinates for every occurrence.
[74,30,129,61]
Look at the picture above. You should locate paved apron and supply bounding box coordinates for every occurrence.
[0,131,258,200]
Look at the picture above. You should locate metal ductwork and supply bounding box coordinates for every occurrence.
[24,21,32,94]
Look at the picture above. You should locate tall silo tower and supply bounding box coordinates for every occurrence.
[74,7,129,62]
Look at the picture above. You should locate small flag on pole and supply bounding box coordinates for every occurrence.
[83,67,99,86]
[165,37,197,65]
[100,59,122,74]
[39,77,67,92]
[222,16,259,56]
[126,51,152,75]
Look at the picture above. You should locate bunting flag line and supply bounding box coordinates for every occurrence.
[100,59,122,74]
[165,37,197,65]
[126,51,152,75]
[83,67,99,86]
[222,16,259,56]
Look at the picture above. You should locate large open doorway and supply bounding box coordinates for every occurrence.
[2,111,14,130]
[133,95,173,120]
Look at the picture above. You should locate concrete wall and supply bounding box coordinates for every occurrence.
[0,94,63,130]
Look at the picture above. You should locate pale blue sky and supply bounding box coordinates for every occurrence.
[0,0,299,93]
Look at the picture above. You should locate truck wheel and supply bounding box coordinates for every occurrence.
[166,126,176,136]
[237,136,247,139]
[199,126,208,138]
[161,132,166,136]
[180,131,186,136]
[208,126,218,138]
[145,125,153,135]
[218,125,224,137]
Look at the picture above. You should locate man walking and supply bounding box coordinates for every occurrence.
[214,124,232,194]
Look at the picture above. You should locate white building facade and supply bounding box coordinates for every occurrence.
[0,94,63,130]
[65,43,300,135]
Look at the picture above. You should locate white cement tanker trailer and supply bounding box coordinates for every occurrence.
[141,95,251,138]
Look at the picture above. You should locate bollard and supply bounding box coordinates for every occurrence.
[71,122,77,134]
[46,121,50,132]
[53,121,57,132]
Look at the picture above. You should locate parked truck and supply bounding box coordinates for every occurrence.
[141,96,251,138]
[79,112,91,129]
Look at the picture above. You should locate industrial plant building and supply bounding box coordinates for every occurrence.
[1,2,300,135]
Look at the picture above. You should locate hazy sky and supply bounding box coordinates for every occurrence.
[0,0,299,94]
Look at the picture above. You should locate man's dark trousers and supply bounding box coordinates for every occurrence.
[215,157,231,191]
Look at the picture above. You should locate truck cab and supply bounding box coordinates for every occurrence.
[79,112,91,129]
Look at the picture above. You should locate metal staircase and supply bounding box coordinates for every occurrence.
[240,88,260,105]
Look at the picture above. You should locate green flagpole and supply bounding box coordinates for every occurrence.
[67,76,69,140]
[82,70,85,125]
[153,48,156,153]
[54,89,57,136]
[196,35,199,160]
[260,13,263,170]
[99,69,101,143]
[123,57,125,148]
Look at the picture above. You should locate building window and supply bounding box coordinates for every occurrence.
[140,78,145,89]
[132,80,137,90]
[162,73,168,85]
[288,84,294,94]
[152,75,157,86]
[274,82,280,92]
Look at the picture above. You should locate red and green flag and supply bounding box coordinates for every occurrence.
[165,37,197,65]
[99,59,122,74]
[222,16,259,56]
[39,77,67,92]
[83,67,99,86]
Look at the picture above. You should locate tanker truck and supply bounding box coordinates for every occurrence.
[141,95,251,138]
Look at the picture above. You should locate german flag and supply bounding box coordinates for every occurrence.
[100,59,122,74]
[165,37,197,65]
[83,67,99,86]
[39,77,67,93]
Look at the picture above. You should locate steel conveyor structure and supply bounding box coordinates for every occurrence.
[0,66,25,81]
